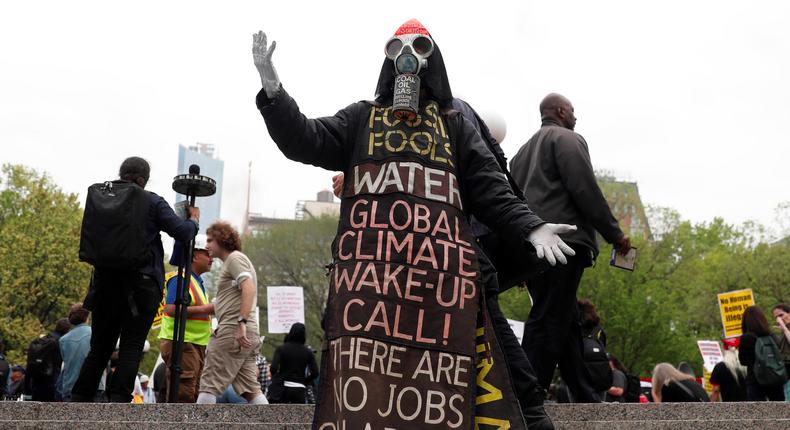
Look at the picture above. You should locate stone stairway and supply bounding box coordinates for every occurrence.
[548,401,790,429]
[0,401,788,429]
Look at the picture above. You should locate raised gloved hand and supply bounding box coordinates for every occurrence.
[527,223,577,266]
[252,31,281,98]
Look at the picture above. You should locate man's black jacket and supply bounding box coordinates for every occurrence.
[510,119,623,258]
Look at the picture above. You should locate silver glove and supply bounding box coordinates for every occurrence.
[252,31,281,98]
[527,223,577,266]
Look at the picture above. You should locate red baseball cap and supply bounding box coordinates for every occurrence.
[394,19,430,37]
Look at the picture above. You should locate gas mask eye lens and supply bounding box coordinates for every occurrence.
[385,38,403,59]
[412,36,433,56]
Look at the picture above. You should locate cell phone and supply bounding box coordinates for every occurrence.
[610,247,637,271]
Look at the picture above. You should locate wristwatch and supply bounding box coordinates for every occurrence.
[238,317,248,324]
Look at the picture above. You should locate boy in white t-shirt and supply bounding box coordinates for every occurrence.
[196,221,267,405]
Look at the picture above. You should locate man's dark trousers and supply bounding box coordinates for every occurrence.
[71,270,161,403]
[522,248,601,403]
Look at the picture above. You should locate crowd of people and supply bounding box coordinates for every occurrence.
[1,158,321,405]
[545,301,790,404]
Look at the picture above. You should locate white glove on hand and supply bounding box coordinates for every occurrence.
[252,31,281,98]
[527,223,577,266]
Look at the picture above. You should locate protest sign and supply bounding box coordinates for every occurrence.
[267,286,305,334]
[314,140,526,429]
[697,340,723,373]
[717,289,754,338]
[507,319,525,345]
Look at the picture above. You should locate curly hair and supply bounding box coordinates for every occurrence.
[207,221,242,252]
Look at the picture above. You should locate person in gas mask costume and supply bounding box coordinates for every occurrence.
[253,20,574,430]
[330,101,557,429]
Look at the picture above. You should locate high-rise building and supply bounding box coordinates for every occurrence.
[176,143,224,234]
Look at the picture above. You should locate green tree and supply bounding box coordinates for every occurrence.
[499,209,788,378]
[244,216,337,361]
[0,164,91,364]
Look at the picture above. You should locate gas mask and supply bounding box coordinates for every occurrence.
[385,20,435,121]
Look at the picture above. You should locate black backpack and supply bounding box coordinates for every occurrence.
[582,325,613,391]
[623,373,641,402]
[79,181,151,269]
[26,335,60,378]
[753,335,788,386]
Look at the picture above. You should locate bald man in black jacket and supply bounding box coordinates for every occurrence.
[510,93,631,403]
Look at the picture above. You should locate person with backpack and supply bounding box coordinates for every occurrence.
[738,305,787,401]
[71,156,200,403]
[25,318,71,401]
[771,303,790,401]
[578,299,613,401]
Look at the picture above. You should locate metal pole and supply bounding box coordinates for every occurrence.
[167,164,214,403]
[168,194,196,402]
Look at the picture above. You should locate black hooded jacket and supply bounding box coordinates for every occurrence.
[270,323,317,386]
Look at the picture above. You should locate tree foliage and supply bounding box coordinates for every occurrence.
[499,207,790,377]
[244,216,337,360]
[0,164,91,364]
[3,161,787,386]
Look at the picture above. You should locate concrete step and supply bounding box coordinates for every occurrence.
[0,401,787,429]
[0,422,310,430]
[549,402,790,430]
[548,401,790,420]
[553,419,790,430]
[0,403,313,424]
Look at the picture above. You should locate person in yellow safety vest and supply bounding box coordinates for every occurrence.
[158,234,214,402]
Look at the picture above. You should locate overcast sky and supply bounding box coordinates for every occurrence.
[2,1,788,236]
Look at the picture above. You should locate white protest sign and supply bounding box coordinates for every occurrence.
[697,340,724,373]
[267,286,305,334]
[507,319,525,345]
